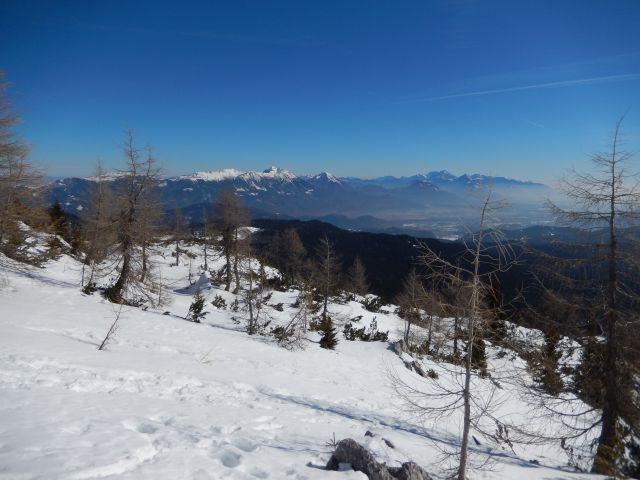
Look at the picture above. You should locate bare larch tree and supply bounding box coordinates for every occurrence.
[548,117,640,475]
[105,130,161,304]
[213,187,250,293]
[0,72,40,258]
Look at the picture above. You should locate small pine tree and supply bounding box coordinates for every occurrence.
[319,316,338,350]
[187,288,208,323]
[540,326,563,395]
[48,200,70,239]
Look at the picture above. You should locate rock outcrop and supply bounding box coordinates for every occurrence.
[326,438,432,480]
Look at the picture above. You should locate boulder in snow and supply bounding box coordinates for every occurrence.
[326,438,432,480]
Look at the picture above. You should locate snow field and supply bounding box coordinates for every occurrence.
[0,241,606,479]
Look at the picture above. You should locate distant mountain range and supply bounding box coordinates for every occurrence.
[47,167,556,238]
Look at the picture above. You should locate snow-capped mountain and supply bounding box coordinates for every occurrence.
[47,167,554,232]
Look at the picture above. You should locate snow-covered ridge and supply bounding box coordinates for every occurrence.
[75,167,541,188]
[83,171,130,182]
[178,168,246,182]
[305,172,341,184]
[177,166,297,183]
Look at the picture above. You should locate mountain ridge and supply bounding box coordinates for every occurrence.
[49,166,555,238]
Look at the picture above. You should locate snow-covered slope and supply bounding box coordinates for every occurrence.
[0,242,604,480]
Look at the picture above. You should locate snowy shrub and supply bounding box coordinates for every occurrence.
[343,318,388,342]
[361,296,382,313]
[211,295,227,310]
[230,299,239,312]
[209,267,226,286]
[82,282,98,295]
[271,324,305,350]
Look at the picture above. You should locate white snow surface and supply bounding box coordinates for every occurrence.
[179,169,247,182]
[0,242,605,480]
[179,167,297,183]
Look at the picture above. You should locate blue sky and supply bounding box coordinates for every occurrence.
[1,0,639,183]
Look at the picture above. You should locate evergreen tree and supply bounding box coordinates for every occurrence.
[48,200,70,239]
[187,288,208,323]
[540,326,563,396]
[318,316,338,350]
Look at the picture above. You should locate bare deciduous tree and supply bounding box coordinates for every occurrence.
[172,207,189,267]
[546,117,640,476]
[276,281,314,349]
[0,72,40,259]
[98,305,124,351]
[347,256,369,299]
[396,267,424,345]
[268,227,306,286]
[394,189,517,480]
[81,161,116,289]
[105,130,162,305]
[201,209,214,272]
[239,248,270,335]
[214,187,250,293]
[314,234,341,322]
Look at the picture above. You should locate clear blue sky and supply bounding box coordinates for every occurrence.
[1,0,639,183]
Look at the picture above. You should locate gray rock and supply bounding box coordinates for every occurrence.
[365,430,376,437]
[410,361,427,378]
[388,462,433,480]
[393,340,408,355]
[327,439,432,480]
[326,439,395,480]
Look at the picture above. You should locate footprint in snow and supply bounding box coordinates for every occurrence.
[217,448,242,468]
[121,418,157,435]
[192,469,214,480]
[250,466,269,478]
[231,436,257,452]
[137,423,158,434]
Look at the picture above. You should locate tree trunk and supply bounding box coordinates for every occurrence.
[458,197,486,480]
[453,317,459,355]
[141,241,147,282]
[592,172,620,475]
[110,244,131,303]
[458,322,473,480]
[247,262,255,334]
[224,249,231,291]
[404,318,411,344]
[233,227,240,294]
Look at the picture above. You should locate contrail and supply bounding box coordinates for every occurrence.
[399,73,640,103]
